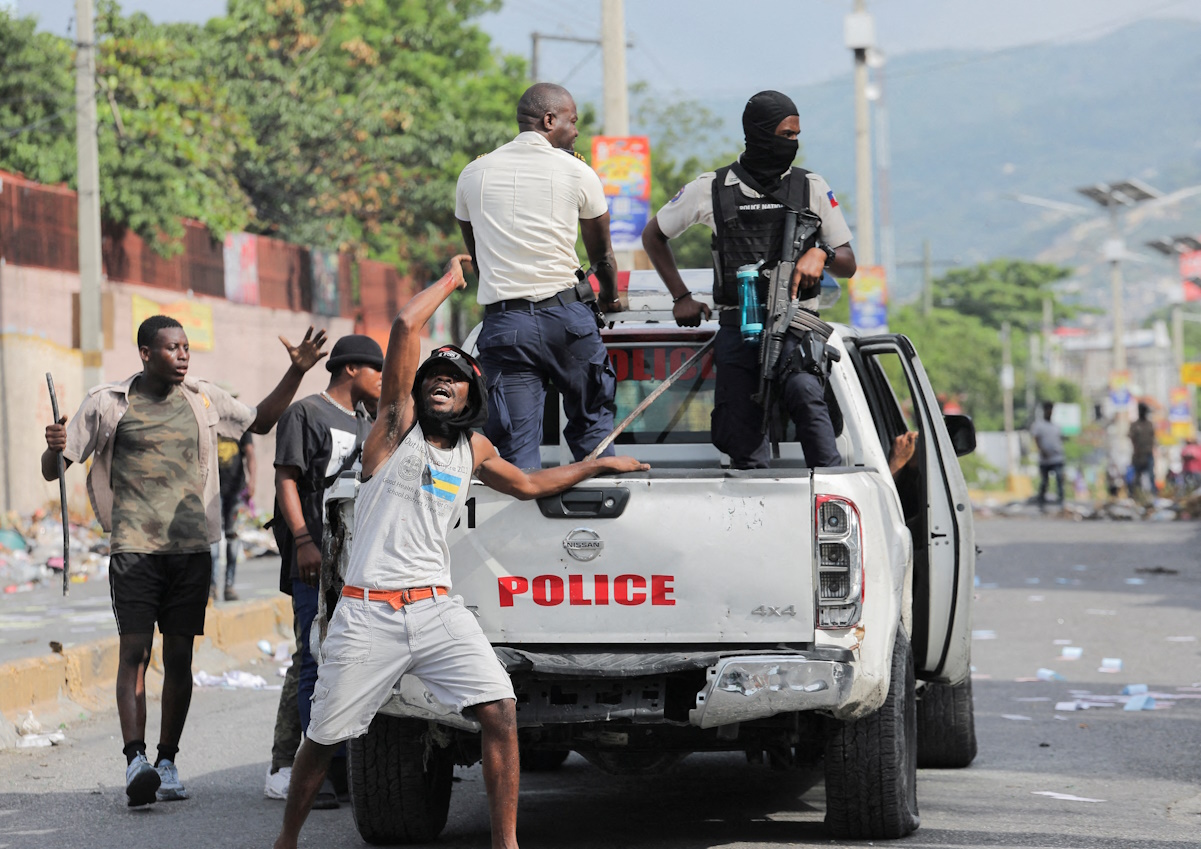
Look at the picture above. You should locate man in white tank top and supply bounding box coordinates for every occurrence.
[274,256,649,849]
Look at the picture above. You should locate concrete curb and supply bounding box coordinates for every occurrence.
[0,597,292,736]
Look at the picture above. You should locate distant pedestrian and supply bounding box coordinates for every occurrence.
[212,384,255,602]
[1180,436,1201,492]
[1028,402,1065,510]
[1129,403,1157,497]
[41,316,327,807]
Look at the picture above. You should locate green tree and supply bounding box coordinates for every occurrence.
[210,0,527,273]
[933,259,1075,329]
[0,13,76,186]
[0,5,255,254]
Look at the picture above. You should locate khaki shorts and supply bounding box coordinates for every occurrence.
[305,591,515,746]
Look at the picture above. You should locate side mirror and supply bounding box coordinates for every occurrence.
[944,414,976,457]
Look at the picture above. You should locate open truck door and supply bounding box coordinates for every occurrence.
[848,334,976,685]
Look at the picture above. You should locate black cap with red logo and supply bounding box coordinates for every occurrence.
[413,345,489,430]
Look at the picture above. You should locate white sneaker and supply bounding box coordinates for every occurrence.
[125,753,160,807]
[264,766,291,800]
[155,759,189,801]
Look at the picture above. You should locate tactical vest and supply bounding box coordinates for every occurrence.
[710,165,812,306]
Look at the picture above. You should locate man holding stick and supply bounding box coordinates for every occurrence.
[274,256,647,849]
[42,315,328,807]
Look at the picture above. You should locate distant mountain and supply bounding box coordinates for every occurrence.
[681,19,1201,307]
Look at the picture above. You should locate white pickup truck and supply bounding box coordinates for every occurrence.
[325,272,978,845]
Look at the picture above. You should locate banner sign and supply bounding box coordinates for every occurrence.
[310,249,341,317]
[848,265,888,334]
[1108,370,1131,407]
[1169,385,1193,440]
[131,294,214,351]
[1181,250,1201,301]
[222,232,260,305]
[1181,363,1201,386]
[592,136,651,252]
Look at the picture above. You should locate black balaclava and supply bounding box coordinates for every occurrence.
[740,90,799,191]
[413,345,489,439]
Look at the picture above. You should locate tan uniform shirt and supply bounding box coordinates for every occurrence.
[63,374,256,545]
[455,131,609,305]
[654,165,853,310]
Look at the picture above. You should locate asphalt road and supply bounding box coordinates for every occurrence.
[1,516,1200,849]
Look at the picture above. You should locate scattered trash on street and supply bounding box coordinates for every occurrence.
[1032,791,1104,803]
[193,670,271,689]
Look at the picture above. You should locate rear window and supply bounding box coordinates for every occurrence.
[608,342,715,444]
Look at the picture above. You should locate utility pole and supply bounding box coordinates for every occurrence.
[600,0,629,137]
[921,239,932,316]
[75,0,103,390]
[1001,321,1018,487]
[846,0,875,265]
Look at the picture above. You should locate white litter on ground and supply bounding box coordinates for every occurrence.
[1033,791,1104,803]
[193,670,270,689]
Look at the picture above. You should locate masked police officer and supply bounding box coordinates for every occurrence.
[456,83,622,470]
[642,90,857,469]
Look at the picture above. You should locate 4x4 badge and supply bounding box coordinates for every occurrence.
[752,605,797,617]
[563,528,603,562]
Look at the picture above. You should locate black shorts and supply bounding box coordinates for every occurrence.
[109,551,211,636]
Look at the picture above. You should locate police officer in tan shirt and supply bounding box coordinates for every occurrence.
[456,83,623,469]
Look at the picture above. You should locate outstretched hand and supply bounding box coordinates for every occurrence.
[280,326,329,372]
[445,254,473,290]
[600,455,651,474]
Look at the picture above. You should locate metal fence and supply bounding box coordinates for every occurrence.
[0,170,367,322]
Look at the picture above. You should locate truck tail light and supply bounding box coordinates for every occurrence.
[815,495,863,629]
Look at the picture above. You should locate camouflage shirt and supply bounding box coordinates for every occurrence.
[108,378,210,554]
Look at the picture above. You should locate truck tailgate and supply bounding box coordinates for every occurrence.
[448,475,816,644]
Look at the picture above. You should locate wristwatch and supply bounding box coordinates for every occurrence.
[817,243,836,267]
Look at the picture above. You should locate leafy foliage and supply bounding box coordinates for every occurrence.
[209,0,527,272]
[932,259,1075,330]
[0,13,76,185]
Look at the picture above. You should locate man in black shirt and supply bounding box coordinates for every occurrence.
[268,334,383,806]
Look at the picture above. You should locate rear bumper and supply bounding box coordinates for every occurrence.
[689,654,854,729]
[375,648,855,731]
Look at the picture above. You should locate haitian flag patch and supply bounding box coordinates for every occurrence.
[827,190,839,208]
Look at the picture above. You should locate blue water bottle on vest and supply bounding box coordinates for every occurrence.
[736,261,765,343]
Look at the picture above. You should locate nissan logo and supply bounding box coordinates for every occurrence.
[563,527,603,562]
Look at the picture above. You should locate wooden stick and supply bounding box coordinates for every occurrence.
[585,337,716,461]
[45,373,69,597]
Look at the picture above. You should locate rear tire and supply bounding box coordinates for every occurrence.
[521,749,570,772]
[347,715,454,845]
[916,677,977,768]
[824,627,920,839]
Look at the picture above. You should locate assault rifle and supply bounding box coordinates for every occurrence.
[753,208,824,435]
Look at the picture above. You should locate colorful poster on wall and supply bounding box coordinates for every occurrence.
[222,232,260,305]
[848,265,888,334]
[591,136,651,252]
[1181,363,1201,386]
[130,294,214,351]
[1108,370,1131,408]
[310,249,340,316]
[1169,385,1194,440]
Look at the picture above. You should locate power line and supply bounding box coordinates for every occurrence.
[0,107,72,139]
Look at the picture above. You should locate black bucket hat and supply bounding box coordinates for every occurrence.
[326,334,385,373]
[413,345,489,430]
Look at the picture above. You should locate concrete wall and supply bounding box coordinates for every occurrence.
[0,260,356,517]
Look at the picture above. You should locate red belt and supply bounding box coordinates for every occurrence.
[341,585,448,611]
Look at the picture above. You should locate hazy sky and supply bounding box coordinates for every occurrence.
[26,0,1201,96]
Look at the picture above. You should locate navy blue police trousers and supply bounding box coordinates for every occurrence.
[476,298,617,470]
[712,322,841,470]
